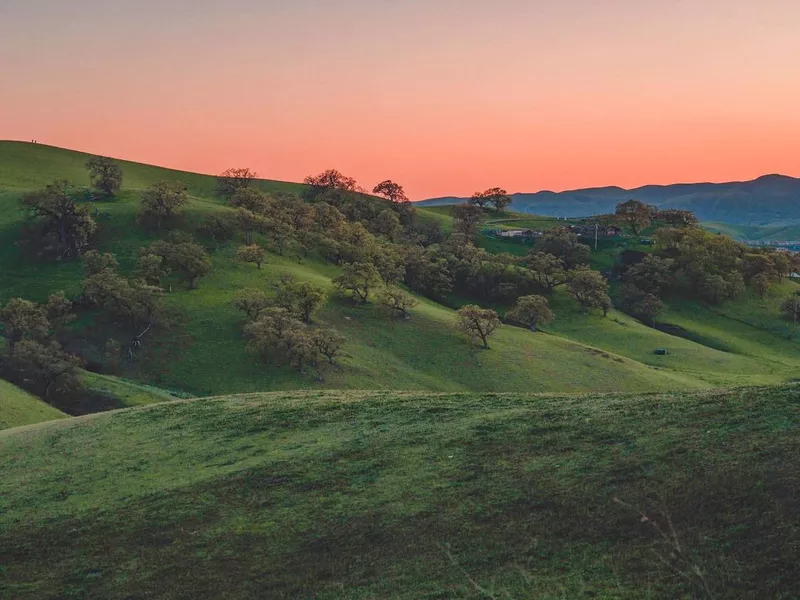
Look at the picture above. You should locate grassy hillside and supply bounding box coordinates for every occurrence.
[0,141,301,198]
[0,378,68,430]
[0,141,724,396]
[436,207,800,388]
[1,386,797,598]
[3,141,800,400]
[704,220,800,243]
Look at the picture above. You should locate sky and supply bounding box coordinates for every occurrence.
[2,0,800,199]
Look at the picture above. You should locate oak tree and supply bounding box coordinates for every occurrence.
[615,199,654,236]
[20,180,97,257]
[86,156,123,197]
[506,295,554,331]
[140,180,189,230]
[378,286,417,317]
[236,244,266,269]
[566,267,611,314]
[456,305,501,349]
[217,167,258,200]
[333,262,383,304]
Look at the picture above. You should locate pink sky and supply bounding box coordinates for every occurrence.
[2,0,800,199]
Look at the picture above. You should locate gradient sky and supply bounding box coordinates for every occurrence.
[2,0,800,199]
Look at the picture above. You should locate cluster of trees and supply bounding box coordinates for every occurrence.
[217,168,615,353]
[654,226,795,303]
[233,277,343,373]
[468,188,512,212]
[614,200,698,236]
[20,180,98,258]
[455,293,556,349]
[81,250,172,365]
[613,202,800,325]
[0,294,83,402]
[12,156,214,380]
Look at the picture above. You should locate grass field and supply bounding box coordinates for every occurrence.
[0,378,68,430]
[704,220,800,242]
[1,385,797,598]
[3,141,800,401]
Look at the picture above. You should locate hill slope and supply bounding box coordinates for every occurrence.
[3,142,800,398]
[420,174,800,227]
[0,140,748,396]
[1,386,797,598]
[0,378,68,430]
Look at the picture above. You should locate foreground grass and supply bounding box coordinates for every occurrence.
[1,385,797,598]
[0,379,68,430]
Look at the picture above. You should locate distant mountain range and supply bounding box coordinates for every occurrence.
[418,174,800,226]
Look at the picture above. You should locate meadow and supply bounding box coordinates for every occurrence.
[1,385,797,598]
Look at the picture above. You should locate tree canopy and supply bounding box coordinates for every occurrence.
[20,180,97,258]
[86,156,123,197]
[506,295,554,331]
[217,168,258,200]
[471,188,511,211]
[616,200,655,236]
[140,181,189,230]
[456,305,501,349]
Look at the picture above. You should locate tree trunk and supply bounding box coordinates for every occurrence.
[479,331,489,349]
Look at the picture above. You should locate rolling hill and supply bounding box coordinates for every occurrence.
[419,174,800,228]
[0,378,68,430]
[2,141,800,403]
[1,385,797,598]
[2,142,800,600]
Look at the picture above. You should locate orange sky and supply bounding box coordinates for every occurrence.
[3,0,800,199]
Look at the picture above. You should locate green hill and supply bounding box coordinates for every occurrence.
[2,143,799,600]
[0,378,68,430]
[704,220,800,243]
[1,385,797,598]
[2,141,800,403]
[0,142,706,397]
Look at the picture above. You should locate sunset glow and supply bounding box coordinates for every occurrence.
[3,0,800,198]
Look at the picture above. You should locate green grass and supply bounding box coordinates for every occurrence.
[1,385,797,598]
[3,141,800,400]
[0,141,707,396]
[82,372,185,407]
[0,378,68,430]
[704,220,800,242]
[539,286,800,388]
